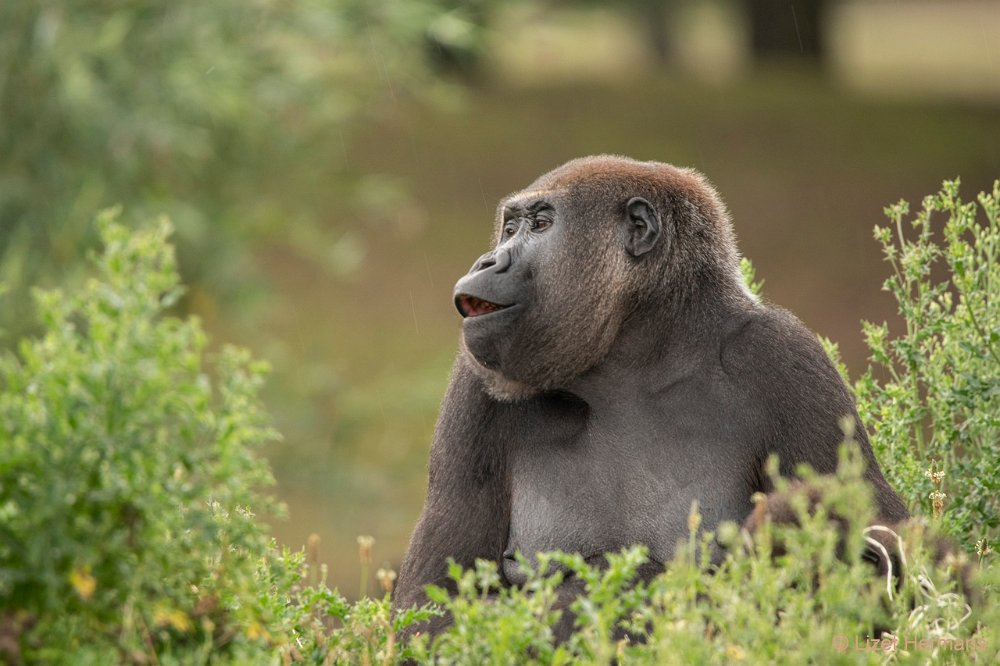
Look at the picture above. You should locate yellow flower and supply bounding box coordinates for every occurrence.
[247,621,272,641]
[153,604,193,633]
[69,566,96,601]
[725,644,746,660]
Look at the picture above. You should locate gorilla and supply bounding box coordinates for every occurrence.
[392,155,908,639]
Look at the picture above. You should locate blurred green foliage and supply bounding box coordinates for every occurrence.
[0,0,484,340]
[0,214,434,664]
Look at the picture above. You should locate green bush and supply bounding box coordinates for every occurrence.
[0,214,375,663]
[0,211,277,661]
[852,179,1000,547]
[411,450,998,664]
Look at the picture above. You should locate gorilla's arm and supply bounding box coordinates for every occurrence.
[392,355,513,636]
[725,308,908,522]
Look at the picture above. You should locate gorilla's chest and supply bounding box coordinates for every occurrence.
[504,399,755,583]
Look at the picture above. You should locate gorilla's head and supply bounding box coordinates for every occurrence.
[453,155,745,401]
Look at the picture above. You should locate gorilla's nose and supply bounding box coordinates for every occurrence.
[469,248,511,275]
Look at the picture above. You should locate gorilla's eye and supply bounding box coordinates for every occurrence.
[503,221,518,237]
[529,215,552,232]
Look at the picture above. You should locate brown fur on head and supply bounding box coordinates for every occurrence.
[525,155,744,303]
[460,155,750,401]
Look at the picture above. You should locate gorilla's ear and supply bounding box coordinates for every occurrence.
[624,197,662,257]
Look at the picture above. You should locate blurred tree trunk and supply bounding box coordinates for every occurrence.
[562,0,676,66]
[637,0,672,65]
[747,0,827,61]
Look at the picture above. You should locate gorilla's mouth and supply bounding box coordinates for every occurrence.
[455,294,510,318]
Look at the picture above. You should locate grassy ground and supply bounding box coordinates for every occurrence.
[211,69,1000,594]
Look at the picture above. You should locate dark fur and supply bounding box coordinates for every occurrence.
[393,156,908,641]
[744,481,978,609]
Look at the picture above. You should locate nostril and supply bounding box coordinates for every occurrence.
[473,255,497,272]
[493,248,512,272]
[469,248,512,275]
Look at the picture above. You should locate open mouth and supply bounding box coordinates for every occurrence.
[455,294,510,318]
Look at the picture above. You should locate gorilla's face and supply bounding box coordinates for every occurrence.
[452,177,661,401]
[453,192,561,388]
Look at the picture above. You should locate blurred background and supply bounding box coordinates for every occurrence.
[2,0,998,595]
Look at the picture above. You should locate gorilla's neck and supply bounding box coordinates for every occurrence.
[566,279,751,410]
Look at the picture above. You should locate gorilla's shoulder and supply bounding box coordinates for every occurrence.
[719,304,844,391]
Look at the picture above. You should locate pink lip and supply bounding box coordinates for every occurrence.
[456,294,509,318]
